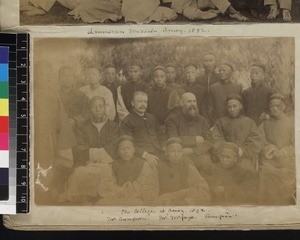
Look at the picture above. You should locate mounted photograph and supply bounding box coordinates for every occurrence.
[32,36,296,207]
[19,0,300,25]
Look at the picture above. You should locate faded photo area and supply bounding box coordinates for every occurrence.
[20,0,300,25]
[33,37,295,207]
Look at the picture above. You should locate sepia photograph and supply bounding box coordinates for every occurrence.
[33,36,295,207]
[19,0,300,25]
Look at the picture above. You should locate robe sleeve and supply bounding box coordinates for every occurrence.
[187,165,211,204]
[132,163,159,203]
[116,86,130,121]
[104,88,116,121]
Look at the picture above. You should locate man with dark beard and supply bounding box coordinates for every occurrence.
[165,93,213,173]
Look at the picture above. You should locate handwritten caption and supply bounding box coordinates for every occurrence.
[105,207,238,223]
[87,26,210,36]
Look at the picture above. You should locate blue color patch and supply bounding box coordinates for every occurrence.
[0,64,8,82]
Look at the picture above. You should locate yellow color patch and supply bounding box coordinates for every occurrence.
[0,99,9,116]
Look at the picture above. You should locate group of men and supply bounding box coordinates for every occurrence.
[21,0,294,23]
[34,52,295,206]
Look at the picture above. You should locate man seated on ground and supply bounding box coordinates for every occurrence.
[258,93,295,205]
[121,91,166,166]
[205,142,259,205]
[155,138,211,206]
[20,0,123,23]
[210,94,265,170]
[163,0,249,21]
[73,96,120,167]
[264,0,292,22]
[166,93,213,174]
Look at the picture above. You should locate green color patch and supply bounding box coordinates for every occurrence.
[0,81,8,99]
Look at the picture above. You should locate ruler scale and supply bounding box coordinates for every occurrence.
[0,33,30,214]
[16,33,30,214]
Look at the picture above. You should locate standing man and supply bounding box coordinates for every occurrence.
[243,63,273,125]
[210,63,242,124]
[197,52,220,125]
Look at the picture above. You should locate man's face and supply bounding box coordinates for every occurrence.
[250,66,265,85]
[269,99,285,118]
[128,65,142,82]
[60,68,75,88]
[132,94,148,114]
[167,143,183,165]
[86,68,101,85]
[227,99,242,118]
[118,140,135,162]
[182,94,198,118]
[203,54,216,71]
[166,66,177,83]
[219,148,237,169]
[90,99,106,122]
[103,67,117,85]
[219,65,232,81]
[184,66,197,84]
[153,69,167,88]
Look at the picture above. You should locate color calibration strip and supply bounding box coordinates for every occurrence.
[0,46,9,201]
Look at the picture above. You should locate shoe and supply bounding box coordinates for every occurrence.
[229,12,249,21]
[26,8,46,16]
[267,6,279,20]
[282,9,292,22]
[196,10,218,20]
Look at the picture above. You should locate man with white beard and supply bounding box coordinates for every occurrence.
[165,93,213,174]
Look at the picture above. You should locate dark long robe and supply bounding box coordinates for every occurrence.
[73,119,120,166]
[210,81,242,124]
[121,111,166,157]
[242,83,273,125]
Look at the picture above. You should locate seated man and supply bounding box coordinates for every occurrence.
[155,138,211,206]
[210,94,265,170]
[121,91,166,165]
[259,94,295,205]
[264,0,292,22]
[242,63,273,126]
[20,0,123,23]
[111,135,159,205]
[166,93,212,173]
[73,96,120,167]
[164,0,249,21]
[210,63,242,124]
[205,142,259,205]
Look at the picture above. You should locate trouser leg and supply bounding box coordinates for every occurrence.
[278,0,292,10]
[264,0,277,6]
[29,0,56,12]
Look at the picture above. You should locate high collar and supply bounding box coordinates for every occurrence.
[133,109,146,117]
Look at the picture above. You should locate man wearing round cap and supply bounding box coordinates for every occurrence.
[116,60,149,121]
[155,137,211,206]
[258,93,295,205]
[242,63,273,126]
[210,63,242,125]
[205,142,259,205]
[196,52,220,126]
[146,66,180,125]
[210,94,265,170]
